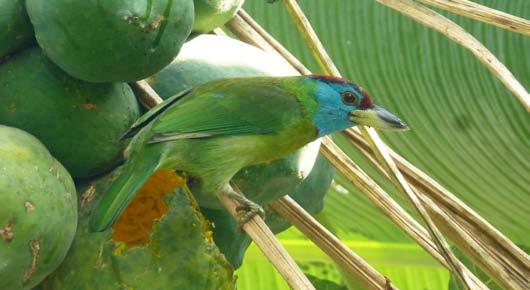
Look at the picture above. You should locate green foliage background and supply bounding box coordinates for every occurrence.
[237,0,529,289]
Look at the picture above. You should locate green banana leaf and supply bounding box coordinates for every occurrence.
[237,0,529,289]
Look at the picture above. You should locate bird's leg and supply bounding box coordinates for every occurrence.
[222,184,265,227]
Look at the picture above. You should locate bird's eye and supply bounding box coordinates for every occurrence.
[341,91,356,105]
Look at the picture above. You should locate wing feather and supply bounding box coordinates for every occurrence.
[121,88,192,139]
[148,78,304,142]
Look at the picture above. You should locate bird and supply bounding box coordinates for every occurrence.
[89,75,407,232]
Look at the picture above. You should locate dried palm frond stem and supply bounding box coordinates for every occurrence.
[215,24,401,290]
[344,130,530,289]
[281,0,472,288]
[415,0,530,35]
[131,81,315,290]
[377,0,530,111]
[271,196,397,290]
[224,11,485,290]
[227,3,529,290]
[233,9,528,286]
[218,190,315,290]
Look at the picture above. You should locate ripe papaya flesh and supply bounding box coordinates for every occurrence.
[0,125,77,290]
[0,47,140,178]
[26,0,194,82]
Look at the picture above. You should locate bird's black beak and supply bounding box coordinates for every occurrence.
[349,105,408,131]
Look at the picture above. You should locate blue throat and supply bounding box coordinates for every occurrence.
[314,108,353,137]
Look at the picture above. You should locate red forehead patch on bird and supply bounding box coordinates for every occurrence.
[307,74,373,107]
[307,74,354,85]
[359,87,373,109]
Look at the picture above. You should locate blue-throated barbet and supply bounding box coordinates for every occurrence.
[89,75,407,232]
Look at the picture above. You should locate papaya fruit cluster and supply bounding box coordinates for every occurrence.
[0,1,333,289]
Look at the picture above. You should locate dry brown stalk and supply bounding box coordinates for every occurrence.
[359,129,474,289]
[129,81,164,108]
[218,194,315,290]
[318,138,489,290]
[344,129,530,289]
[226,10,488,289]
[228,6,530,289]
[280,0,473,288]
[416,0,530,35]
[344,129,529,264]
[377,0,530,111]
[224,16,279,57]
[236,11,309,75]
[131,81,315,290]
[271,196,398,290]
[236,10,529,285]
[213,25,396,290]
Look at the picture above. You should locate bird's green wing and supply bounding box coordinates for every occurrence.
[149,78,306,142]
[89,152,161,232]
[121,88,192,139]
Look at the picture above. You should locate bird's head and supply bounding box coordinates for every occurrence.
[306,75,407,136]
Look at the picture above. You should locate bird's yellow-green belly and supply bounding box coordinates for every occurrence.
[159,124,316,180]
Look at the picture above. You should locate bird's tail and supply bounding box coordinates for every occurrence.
[89,157,160,232]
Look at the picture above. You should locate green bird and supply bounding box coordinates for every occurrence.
[89,75,407,232]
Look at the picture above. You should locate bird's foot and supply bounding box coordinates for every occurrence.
[236,200,265,226]
[224,190,265,228]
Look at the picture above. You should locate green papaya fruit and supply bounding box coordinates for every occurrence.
[40,170,235,290]
[192,0,244,33]
[0,125,77,290]
[148,34,297,99]
[264,154,335,234]
[0,47,140,178]
[0,0,34,59]
[25,0,194,82]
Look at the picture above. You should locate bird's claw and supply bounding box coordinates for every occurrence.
[223,186,265,230]
[235,200,265,229]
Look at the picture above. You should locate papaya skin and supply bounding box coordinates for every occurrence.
[0,0,35,59]
[0,48,140,178]
[26,0,194,82]
[0,125,77,290]
[192,0,245,34]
